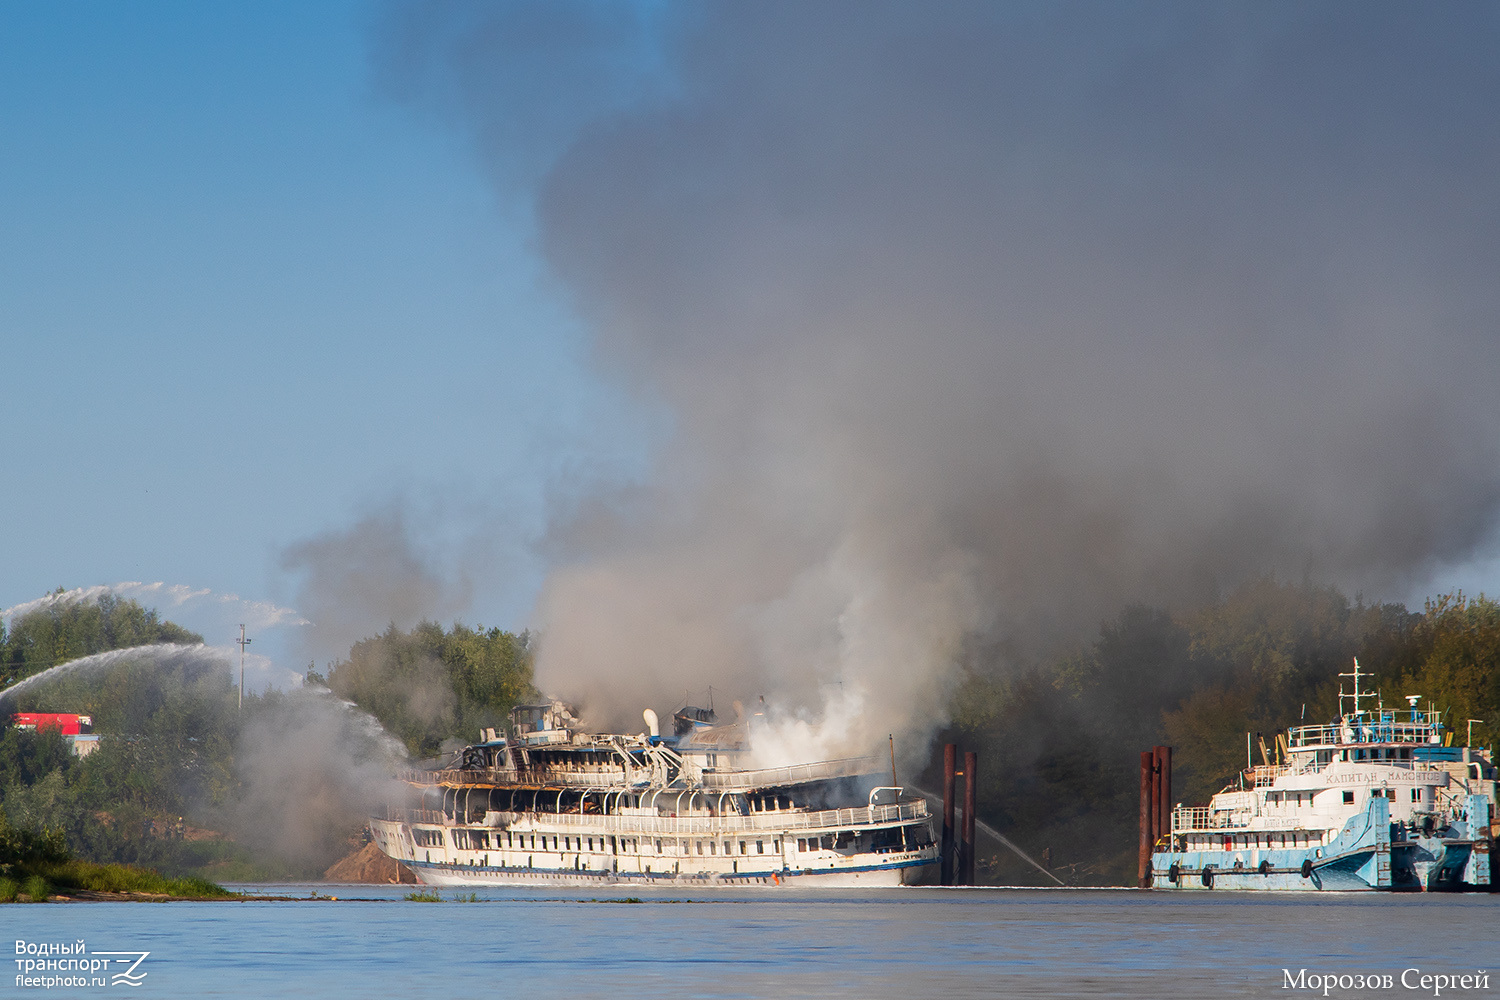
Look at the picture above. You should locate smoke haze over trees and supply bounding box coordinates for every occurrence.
[320,620,536,757]
[1,580,1494,885]
[0,595,534,878]
[946,580,1500,884]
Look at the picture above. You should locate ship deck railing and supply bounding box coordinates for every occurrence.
[398,754,889,790]
[696,755,889,789]
[1285,721,1443,749]
[1170,804,1333,834]
[380,799,930,835]
[400,767,631,788]
[1170,805,1255,833]
[1246,761,1321,787]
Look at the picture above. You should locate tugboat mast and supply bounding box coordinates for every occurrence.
[1338,657,1370,717]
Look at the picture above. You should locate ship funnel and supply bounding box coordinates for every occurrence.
[643,708,659,738]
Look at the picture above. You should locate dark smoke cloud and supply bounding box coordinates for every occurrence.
[281,504,474,665]
[378,1,1500,755]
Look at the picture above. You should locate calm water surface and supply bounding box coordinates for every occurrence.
[6,884,1497,998]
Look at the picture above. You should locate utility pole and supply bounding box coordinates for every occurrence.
[236,624,252,711]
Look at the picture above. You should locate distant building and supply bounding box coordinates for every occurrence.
[10,712,98,756]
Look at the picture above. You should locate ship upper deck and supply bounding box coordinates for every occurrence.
[382,798,929,837]
[1285,711,1444,750]
[400,753,890,792]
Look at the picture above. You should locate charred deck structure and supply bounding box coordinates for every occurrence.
[370,703,939,887]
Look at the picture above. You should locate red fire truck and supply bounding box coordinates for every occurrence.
[10,712,93,735]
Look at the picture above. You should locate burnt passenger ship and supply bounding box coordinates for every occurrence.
[370,702,938,886]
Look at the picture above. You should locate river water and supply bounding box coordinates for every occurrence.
[7,884,1497,998]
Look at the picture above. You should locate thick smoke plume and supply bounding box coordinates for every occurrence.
[281,504,475,666]
[379,1,1500,760]
[220,692,408,870]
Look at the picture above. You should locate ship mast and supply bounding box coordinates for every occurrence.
[1338,657,1371,717]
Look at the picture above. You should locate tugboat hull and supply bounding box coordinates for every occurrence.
[1152,794,1494,892]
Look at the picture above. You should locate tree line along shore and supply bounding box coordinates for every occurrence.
[2,581,1496,889]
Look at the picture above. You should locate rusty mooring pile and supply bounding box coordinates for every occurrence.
[1137,745,1171,888]
[940,743,978,886]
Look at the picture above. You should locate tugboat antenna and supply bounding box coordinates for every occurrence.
[1338,657,1370,716]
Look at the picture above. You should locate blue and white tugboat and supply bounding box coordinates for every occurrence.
[1152,661,1496,891]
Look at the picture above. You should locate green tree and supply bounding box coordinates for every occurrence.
[1401,593,1500,751]
[2,592,202,687]
[326,621,535,757]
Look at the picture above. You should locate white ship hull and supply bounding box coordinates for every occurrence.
[370,814,937,889]
[403,857,926,888]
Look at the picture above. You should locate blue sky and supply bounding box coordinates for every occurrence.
[0,2,647,681]
[3,2,1498,707]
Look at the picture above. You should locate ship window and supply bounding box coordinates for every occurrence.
[1340,751,1348,761]
[739,841,747,855]
[724,841,731,855]
[709,841,716,855]
[696,841,703,855]
[1343,791,1354,804]
[798,839,807,852]
[774,839,781,852]
[1411,789,1419,802]
[757,841,764,854]
[655,840,662,854]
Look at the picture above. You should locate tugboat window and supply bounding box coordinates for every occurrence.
[1342,791,1355,804]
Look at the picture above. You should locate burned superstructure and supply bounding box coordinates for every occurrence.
[370,701,938,886]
